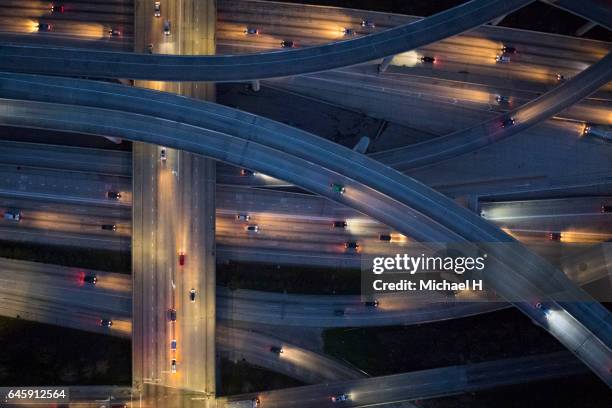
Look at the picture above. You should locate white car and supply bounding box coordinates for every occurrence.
[160,147,167,161]
[495,55,510,63]
[236,214,250,221]
[171,359,177,373]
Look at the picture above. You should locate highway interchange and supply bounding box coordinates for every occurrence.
[0,0,610,406]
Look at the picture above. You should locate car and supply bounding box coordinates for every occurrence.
[111,404,128,408]
[244,27,259,35]
[364,300,379,308]
[247,225,259,232]
[334,309,345,316]
[379,234,391,242]
[170,339,177,350]
[361,19,375,28]
[420,56,436,63]
[535,302,551,316]
[342,28,356,36]
[154,1,161,17]
[107,191,121,200]
[101,224,117,231]
[345,241,359,250]
[280,40,294,48]
[178,252,185,266]
[51,4,65,13]
[502,45,517,54]
[331,393,350,403]
[548,232,562,241]
[37,23,52,32]
[163,20,171,36]
[189,288,196,302]
[108,29,122,37]
[270,346,284,354]
[495,54,510,63]
[236,214,251,222]
[99,319,113,327]
[168,308,177,321]
[333,221,347,229]
[495,95,509,104]
[331,183,345,194]
[4,209,21,221]
[601,205,612,213]
[582,124,591,135]
[160,147,167,161]
[556,73,566,82]
[147,43,154,54]
[501,117,515,128]
[171,359,177,373]
[84,274,98,285]
[240,168,255,176]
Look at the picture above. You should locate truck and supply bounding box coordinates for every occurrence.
[4,209,21,221]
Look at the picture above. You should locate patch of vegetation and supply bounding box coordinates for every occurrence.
[323,308,564,376]
[0,316,131,385]
[0,240,131,274]
[219,359,304,396]
[217,261,360,294]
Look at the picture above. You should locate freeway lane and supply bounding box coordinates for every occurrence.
[0,75,610,385]
[372,50,612,170]
[221,352,587,408]
[0,0,535,81]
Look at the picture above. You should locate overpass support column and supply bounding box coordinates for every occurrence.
[378,56,394,73]
[575,21,597,36]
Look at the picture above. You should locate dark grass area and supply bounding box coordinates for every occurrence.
[0,240,131,274]
[217,261,361,294]
[219,359,305,395]
[420,374,612,408]
[280,0,611,41]
[323,308,564,376]
[0,126,132,151]
[0,316,131,386]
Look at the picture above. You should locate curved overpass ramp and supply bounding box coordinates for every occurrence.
[0,0,534,81]
[0,74,610,385]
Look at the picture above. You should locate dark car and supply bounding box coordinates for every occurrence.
[108,29,122,37]
[280,40,294,48]
[189,288,196,302]
[379,234,391,242]
[364,300,379,308]
[342,28,356,36]
[270,346,284,354]
[101,224,117,231]
[84,274,97,285]
[360,19,375,28]
[334,309,345,316]
[501,117,515,128]
[163,20,171,36]
[333,221,347,229]
[244,27,259,35]
[178,252,185,266]
[168,308,177,322]
[99,319,113,327]
[420,56,436,63]
[502,45,517,54]
[602,205,612,213]
[240,168,255,176]
[38,23,53,32]
[548,232,562,241]
[535,302,551,316]
[331,394,350,403]
[496,95,509,104]
[107,191,121,200]
[51,4,65,13]
[345,241,359,250]
[556,73,566,82]
[154,1,161,17]
[247,225,259,233]
[147,43,154,54]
